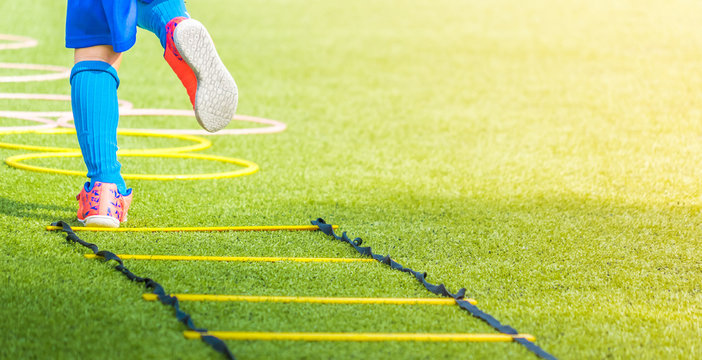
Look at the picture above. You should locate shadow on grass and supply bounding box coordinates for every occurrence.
[0,196,74,222]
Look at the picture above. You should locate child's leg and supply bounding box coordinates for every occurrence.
[66,0,135,228]
[71,46,133,228]
[137,0,238,133]
[71,46,126,194]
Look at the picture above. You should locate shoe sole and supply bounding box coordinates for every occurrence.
[174,19,238,133]
[79,215,120,228]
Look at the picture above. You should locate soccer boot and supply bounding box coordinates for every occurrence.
[76,182,133,228]
[165,17,238,132]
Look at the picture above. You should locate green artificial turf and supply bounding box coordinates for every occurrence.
[1,0,701,359]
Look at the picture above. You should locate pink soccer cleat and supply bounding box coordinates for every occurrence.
[164,17,238,133]
[76,182,133,228]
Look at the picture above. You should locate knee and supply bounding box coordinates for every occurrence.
[74,46,123,70]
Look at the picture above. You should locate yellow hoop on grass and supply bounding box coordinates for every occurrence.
[5,151,258,180]
[0,128,212,153]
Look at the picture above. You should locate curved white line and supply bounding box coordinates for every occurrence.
[0,113,58,131]
[0,34,285,138]
[0,34,38,50]
[0,62,71,83]
[0,93,133,117]
[57,108,287,135]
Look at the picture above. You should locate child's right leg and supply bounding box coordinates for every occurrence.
[137,0,238,132]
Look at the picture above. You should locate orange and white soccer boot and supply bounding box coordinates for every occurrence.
[76,182,133,228]
[164,16,238,132]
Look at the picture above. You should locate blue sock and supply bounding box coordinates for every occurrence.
[137,0,189,49]
[70,61,128,195]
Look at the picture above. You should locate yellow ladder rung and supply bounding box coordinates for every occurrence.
[46,225,339,232]
[183,331,535,342]
[142,293,478,305]
[84,254,374,263]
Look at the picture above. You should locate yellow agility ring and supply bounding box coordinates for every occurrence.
[0,128,212,153]
[5,151,258,180]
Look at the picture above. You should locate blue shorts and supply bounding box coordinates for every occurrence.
[65,0,154,53]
